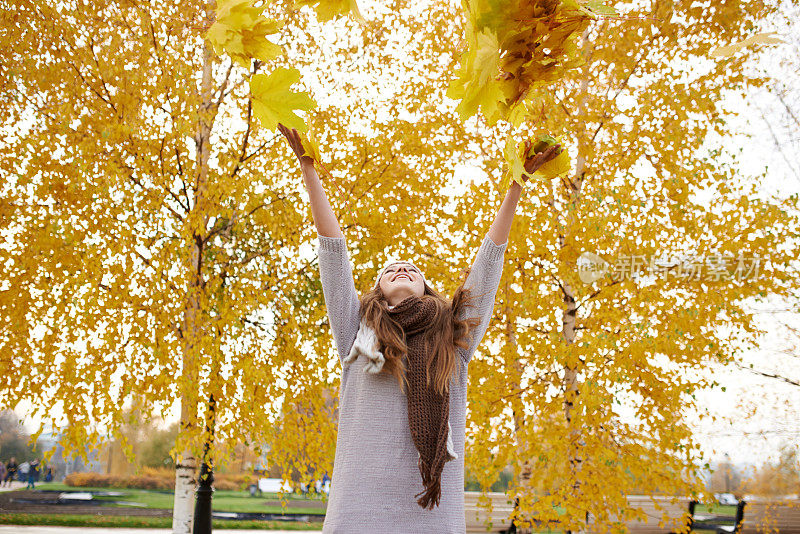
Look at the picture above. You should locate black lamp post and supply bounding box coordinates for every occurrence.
[193,393,216,534]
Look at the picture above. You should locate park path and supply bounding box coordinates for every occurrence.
[0,482,28,493]
[0,528,322,533]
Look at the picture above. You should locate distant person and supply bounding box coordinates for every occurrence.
[3,457,18,486]
[18,461,29,482]
[44,467,53,483]
[26,460,39,489]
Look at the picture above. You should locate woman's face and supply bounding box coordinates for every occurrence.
[378,262,425,306]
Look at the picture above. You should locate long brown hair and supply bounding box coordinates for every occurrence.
[359,267,483,396]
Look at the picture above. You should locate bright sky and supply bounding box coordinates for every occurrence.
[690,1,800,468]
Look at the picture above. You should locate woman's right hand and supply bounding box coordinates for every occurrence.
[278,123,313,165]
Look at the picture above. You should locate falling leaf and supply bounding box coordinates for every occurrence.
[710,32,784,58]
[250,68,316,132]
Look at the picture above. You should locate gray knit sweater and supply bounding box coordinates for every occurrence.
[317,233,507,533]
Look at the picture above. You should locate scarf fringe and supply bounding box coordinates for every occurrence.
[414,454,443,510]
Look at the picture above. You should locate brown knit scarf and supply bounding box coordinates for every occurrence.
[386,294,450,510]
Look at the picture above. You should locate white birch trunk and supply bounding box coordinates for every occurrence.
[558,26,593,534]
[172,3,215,532]
[172,451,197,534]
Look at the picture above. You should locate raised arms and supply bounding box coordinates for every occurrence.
[278,124,343,238]
[278,124,360,363]
[486,142,562,246]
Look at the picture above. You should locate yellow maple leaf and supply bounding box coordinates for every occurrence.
[300,129,322,163]
[250,68,316,132]
[503,134,530,187]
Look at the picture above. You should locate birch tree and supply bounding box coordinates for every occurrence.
[445,1,800,532]
[0,0,343,531]
[1,1,482,532]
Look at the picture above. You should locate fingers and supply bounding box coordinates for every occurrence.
[278,124,301,145]
[278,124,302,150]
[288,127,301,145]
[542,144,562,161]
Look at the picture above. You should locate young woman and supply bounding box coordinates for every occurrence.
[278,124,560,533]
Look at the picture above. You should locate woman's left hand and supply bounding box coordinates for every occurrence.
[521,142,562,180]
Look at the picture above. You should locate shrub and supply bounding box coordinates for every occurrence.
[64,467,255,491]
[65,471,173,490]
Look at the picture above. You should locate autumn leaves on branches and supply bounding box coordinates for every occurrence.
[204,0,604,191]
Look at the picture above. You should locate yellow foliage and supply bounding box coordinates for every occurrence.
[293,0,366,24]
[250,67,316,132]
[447,0,610,125]
[205,0,284,67]
[2,2,798,534]
[453,0,797,531]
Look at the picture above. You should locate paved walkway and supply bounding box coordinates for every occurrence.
[0,482,28,492]
[0,528,321,533]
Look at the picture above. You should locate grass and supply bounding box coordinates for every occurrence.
[693,503,738,515]
[0,513,324,530]
[30,482,327,515]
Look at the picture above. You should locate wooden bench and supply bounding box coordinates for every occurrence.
[585,495,694,533]
[465,492,694,533]
[465,491,517,533]
[737,499,800,534]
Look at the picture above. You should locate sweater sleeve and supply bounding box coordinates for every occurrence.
[456,234,507,364]
[317,233,362,366]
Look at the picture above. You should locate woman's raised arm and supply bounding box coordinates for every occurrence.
[457,141,564,363]
[278,124,360,364]
[278,124,343,238]
[487,142,562,246]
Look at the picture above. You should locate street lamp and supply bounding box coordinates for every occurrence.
[193,393,216,534]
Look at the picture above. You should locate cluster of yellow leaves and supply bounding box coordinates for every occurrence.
[292,0,366,23]
[448,0,616,187]
[447,0,614,127]
[503,132,571,186]
[205,0,284,67]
